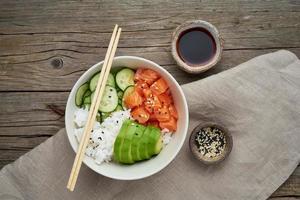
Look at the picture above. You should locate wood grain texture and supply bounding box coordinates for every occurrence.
[0,0,299,198]
[0,0,300,91]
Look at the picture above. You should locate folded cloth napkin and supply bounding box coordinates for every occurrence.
[1,50,299,200]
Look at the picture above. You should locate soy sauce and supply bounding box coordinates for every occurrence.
[176,28,216,65]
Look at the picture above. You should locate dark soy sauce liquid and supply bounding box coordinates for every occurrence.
[177,28,216,65]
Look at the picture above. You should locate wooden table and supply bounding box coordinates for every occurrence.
[0,0,299,198]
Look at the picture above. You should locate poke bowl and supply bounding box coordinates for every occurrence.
[65,56,189,180]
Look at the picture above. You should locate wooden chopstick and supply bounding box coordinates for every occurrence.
[69,27,122,190]
[67,25,121,191]
[67,24,118,189]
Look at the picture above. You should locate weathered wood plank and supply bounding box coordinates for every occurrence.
[0,0,299,35]
[272,166,300,197]
[0,0,299,91]
[269,198,300,200]
[1,48,300,91]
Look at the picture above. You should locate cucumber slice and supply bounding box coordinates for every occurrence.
[98,86,118,112]
[122,86,135,109]
[115,68,135,91]
[83,90,92,98]
[115,104,123,112]
[89,73,99,92]
[83,96,91,104]
[83,103,90,110]
[90,72,115,92]
[100,112,111,122]
[91,92,95,102]
[75,83,89,107]
[110,67,122,76]
[117,91,124,99]
[96,112,101,122]
[107,73,116,88]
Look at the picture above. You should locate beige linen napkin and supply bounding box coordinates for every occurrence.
[1,50,300,200]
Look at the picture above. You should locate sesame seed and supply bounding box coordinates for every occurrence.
[195,127,226,158]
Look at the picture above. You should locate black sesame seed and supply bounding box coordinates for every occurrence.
[195,126,226,158]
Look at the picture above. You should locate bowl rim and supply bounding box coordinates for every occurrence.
[65,55,189,180]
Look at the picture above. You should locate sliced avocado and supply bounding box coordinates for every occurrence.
[154,136,163,155]
[147,126,162,156]
[138,126,152,160]
[113,120,130,162]
[131,124,146,161]
[120,121,137,164]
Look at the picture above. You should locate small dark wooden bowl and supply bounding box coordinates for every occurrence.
[189,122,233,165]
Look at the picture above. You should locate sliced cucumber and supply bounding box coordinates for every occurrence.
[107,73,116,88]
[83,103,90,110]
[83,96,91,104]
[117,91,124,99]
[91,92,95,102]
[101,112,111,122]
[75,83,89,107]
[83,90,92,98]
[90,72,115,92]
[115,104,124,112]
[110,67,122,76]
[122,86,135,109]
[118,98,122,105]
[89,73,99,92]
[115,68,135,91]
[98,86,118,112]
[96,112,101,122]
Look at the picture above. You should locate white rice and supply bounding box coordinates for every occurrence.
[73,108,173,165]
[162,131,173,145]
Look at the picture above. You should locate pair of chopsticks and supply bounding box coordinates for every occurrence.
[67,24,122,191]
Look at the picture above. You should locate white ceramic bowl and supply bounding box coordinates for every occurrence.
[65,56,189,180]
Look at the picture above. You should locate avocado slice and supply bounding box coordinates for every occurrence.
[131,123,146,161]
[120,121,137,164]
[138,126,152,160]
[113,120,130,162]
[154,136,163,155]
[147,126,163,156]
